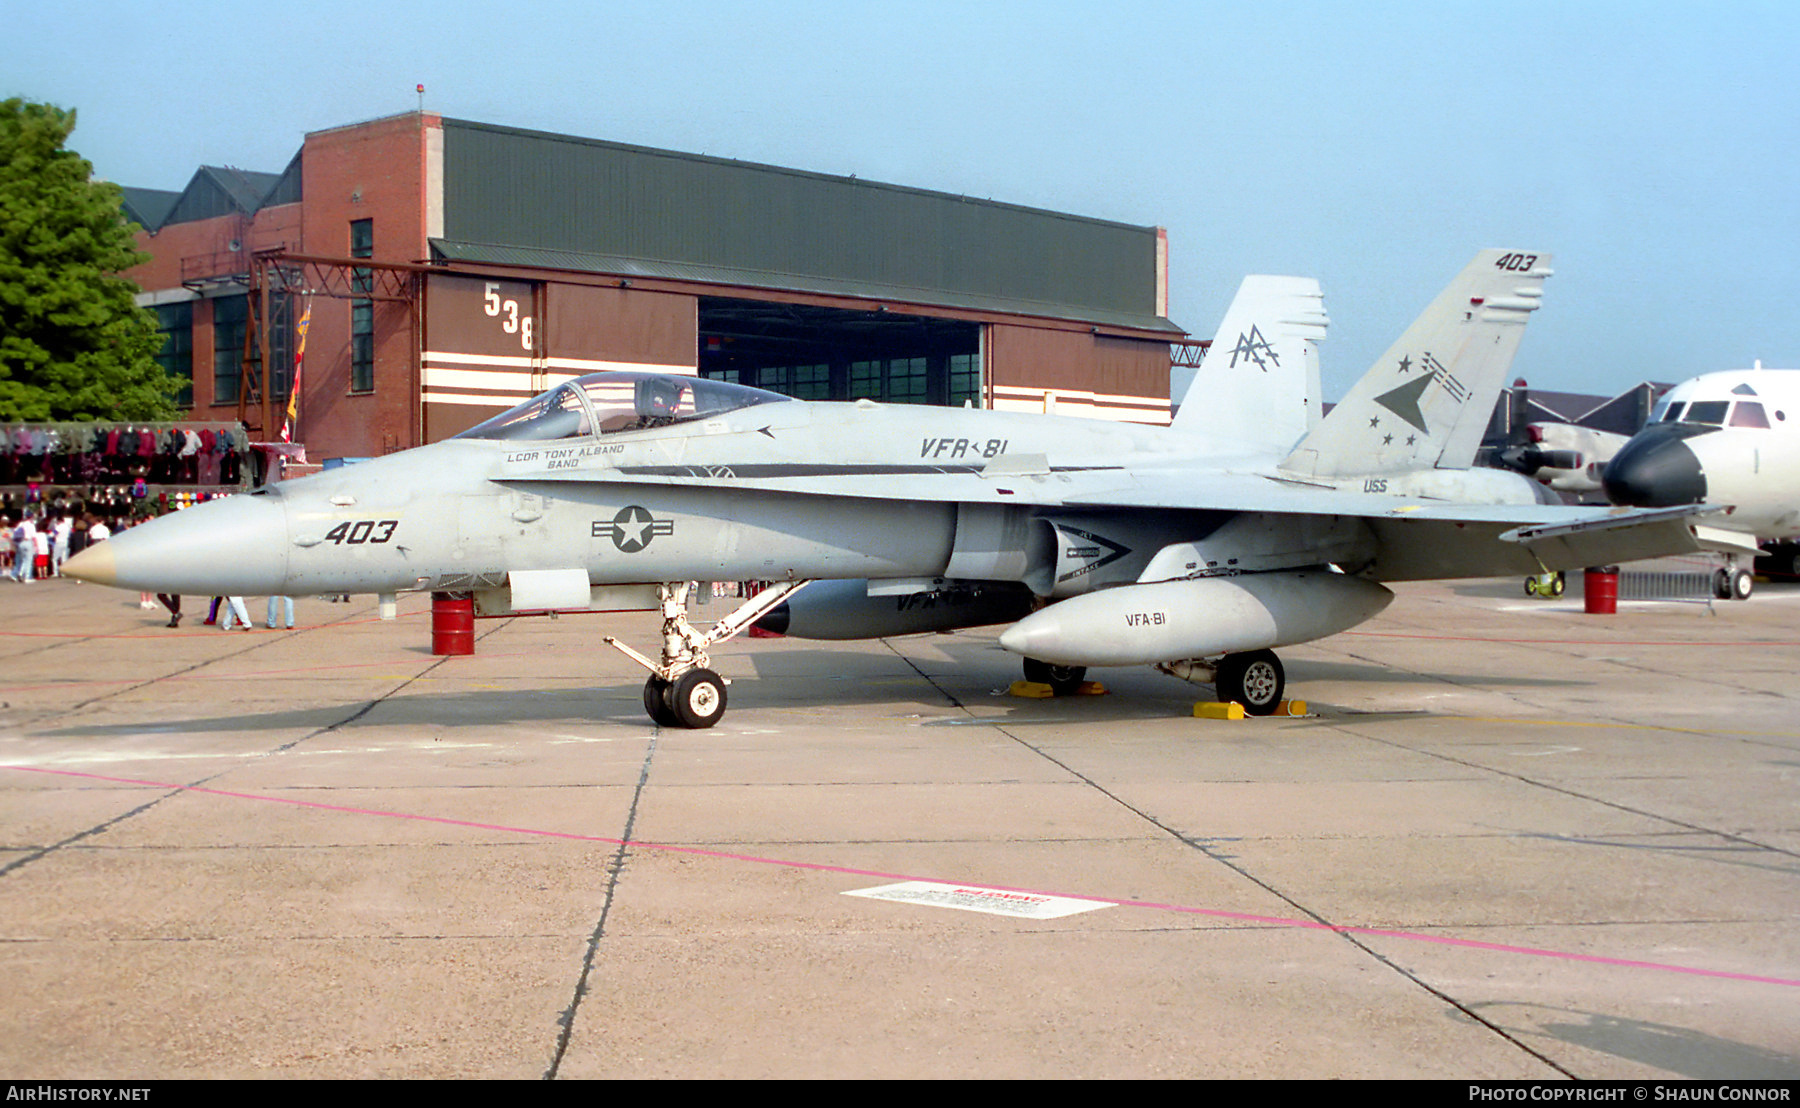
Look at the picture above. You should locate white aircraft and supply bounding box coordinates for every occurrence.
[1604,363,1800,598]
[67,250,1707,726]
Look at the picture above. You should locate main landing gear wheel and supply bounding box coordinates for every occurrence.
[1023,657,1087,696]
[669,668,727,729]
[643,676,680,728]
[1215,649,1285,716]
[1714,567,1754,601]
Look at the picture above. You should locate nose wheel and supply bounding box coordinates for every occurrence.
[610,580,810,728]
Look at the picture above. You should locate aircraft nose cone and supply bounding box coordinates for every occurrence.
[63,493,289,594]
[1602,426,1708,507]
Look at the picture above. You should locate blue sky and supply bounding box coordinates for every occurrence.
[9,0,1798,401]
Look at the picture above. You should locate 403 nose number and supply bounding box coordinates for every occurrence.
[322,520,399,545]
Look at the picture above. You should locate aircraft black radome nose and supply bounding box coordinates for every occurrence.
[1602,425,1708,507]
[62,493,289,594]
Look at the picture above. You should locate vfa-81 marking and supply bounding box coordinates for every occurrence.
[68,250,1710,728]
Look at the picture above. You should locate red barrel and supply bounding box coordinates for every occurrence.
[1583,566,1619,615]
[431,592,475,655]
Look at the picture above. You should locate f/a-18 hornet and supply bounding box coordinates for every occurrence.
[68,250,1707,727]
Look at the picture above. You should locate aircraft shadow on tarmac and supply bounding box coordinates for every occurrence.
[1465,1003,1800,1079]
[39,689,631,738]
[37,642,1585,739]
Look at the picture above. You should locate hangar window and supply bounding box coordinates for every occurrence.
[887,357,928,403]
[155,302,193,408]
[849,360,882,400]
[350,219,374,393]
[212,294,247,405]
[949,353,980,407]
[759,364,831,400]
[697,296,980,406]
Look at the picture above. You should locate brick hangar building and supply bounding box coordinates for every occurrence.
[122,112,1190,465]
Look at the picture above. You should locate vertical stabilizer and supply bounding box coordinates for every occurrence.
[1280,250,1551,479]
[1171,276,1328,452]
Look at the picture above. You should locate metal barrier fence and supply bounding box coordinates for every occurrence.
[1616,569,1716,603]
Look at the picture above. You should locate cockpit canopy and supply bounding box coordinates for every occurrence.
[454,372,791,442]
[1653,397,1776,429]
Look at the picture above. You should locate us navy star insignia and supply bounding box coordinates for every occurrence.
[597,505,674,553]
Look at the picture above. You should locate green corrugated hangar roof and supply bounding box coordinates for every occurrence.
[437,119,1177,334]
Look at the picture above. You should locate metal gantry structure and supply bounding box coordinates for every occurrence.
[238,249,429,440]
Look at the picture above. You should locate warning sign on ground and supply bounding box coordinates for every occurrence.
[844,881,1112,919]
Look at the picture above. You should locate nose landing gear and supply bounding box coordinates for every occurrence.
[608,580,811,728]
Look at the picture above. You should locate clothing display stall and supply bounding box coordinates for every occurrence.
[0,420,252,525]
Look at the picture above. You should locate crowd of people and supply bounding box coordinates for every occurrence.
[3,509,298,631]
[2,510,109,583]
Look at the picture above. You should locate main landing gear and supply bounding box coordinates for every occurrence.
[1713,563,1754,601]
[1021,657,1087,697]
[1156,648,1287,716]
[607,580,812,728]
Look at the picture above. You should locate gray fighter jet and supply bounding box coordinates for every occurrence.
[67,250,1706,726]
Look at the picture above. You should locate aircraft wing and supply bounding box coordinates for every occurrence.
[503,463,1708,577]
[1063,471,1712,578]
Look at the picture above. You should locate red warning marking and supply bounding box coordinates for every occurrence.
[9,764,1797,990]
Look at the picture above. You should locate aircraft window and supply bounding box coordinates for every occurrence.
[1683,400,1729,426]
[453,384,593,441]
[454,372,790,442]
[1730,401,1771,428]
[574,372,789,434]
[1658,402,1685,423]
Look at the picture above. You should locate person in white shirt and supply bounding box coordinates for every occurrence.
[51,516,71,576]
[11,516,37,584]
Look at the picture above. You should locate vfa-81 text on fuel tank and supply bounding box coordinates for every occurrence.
[1125,611,1168,627]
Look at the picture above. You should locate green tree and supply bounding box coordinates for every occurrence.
[0,98,174,421]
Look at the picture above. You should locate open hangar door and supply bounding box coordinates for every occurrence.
[697,297,982,408]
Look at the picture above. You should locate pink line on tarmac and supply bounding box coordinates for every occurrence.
[1343,630,1800,648]
[9,763,1798,991]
